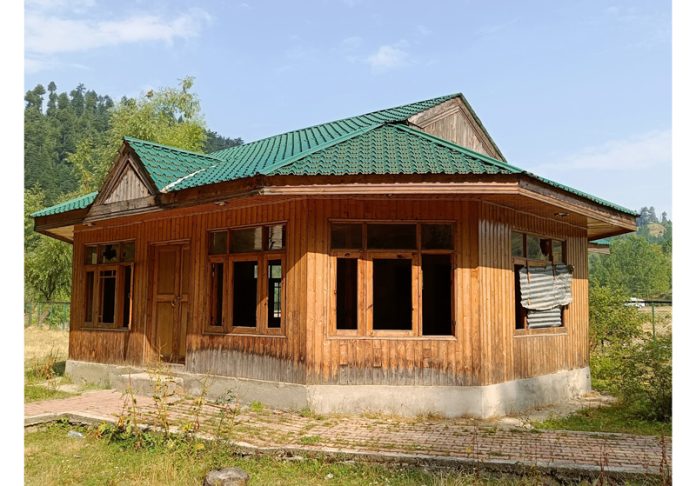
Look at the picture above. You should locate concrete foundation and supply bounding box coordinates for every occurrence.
[65,360,590,418]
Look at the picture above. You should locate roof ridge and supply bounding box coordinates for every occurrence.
[208,93,460,159]
[259,123,383,175]
[393,124,521,173]
[124,136,224,161]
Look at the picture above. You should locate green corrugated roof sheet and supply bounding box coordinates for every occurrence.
[32,93,638,218]
[32,191,97,217]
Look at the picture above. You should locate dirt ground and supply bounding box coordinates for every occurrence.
[638,305,672,336]
[24,326,69,365]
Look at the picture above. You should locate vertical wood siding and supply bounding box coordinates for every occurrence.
[69,197,589,386]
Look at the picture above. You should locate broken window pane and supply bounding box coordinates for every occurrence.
[85,246,98,265]
[100,244,119,264]
[526,235,543,260]
[553,240,564,264]
[267,225,285,250]
[209,231,228,255]
[121,242,135,262]
[511,232,524,257]
[267,260,282,328]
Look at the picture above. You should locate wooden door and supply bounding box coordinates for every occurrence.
[150,243,190,363]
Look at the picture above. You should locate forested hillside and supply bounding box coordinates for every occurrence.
[24,78,242,303]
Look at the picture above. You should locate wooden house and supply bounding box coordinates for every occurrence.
[33,94,637,417]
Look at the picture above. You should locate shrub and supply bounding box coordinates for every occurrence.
[608,332,672,421]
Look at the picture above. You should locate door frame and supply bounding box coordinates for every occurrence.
[146,239,192,364]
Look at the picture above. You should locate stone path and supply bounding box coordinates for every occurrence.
[25,390,671,478]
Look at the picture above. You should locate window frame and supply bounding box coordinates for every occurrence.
[82,240,135,331]
[328,220,456,339]
[204,222,287,336]
[511,231,569,334]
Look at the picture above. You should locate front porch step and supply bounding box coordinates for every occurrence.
[112,371,184,397]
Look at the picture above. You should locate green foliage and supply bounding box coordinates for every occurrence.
[204,129,242,153]
[25,236,72,302]
[607,333,672,422]
[588,285,642,352]
[71,76,208,191]
[590,235,671,298]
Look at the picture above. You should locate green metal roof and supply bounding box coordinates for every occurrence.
[32,191,97,217]
[32,93,638,219]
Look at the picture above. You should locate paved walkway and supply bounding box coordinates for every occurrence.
[25,390,671,478]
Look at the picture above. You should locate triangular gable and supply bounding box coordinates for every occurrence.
[408,96,506,162]
[87,146,160,221]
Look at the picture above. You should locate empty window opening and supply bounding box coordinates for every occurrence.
[267,260,282,328]
[422,254,453,335]
[209,262,224,327]
[122,266,132,327]
[367,224,417,250]
[514,264,526,330]
[99,270,116,324]
[372,258,412,330]
[336,258,358,330]
[233,261,258,326]
[84,271,94,323]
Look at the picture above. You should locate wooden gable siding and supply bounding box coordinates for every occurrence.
[104,166,151,204]
[69,197,309,383]
[409,99,502,160]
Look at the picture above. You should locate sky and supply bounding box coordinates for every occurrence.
[23,0,672,216]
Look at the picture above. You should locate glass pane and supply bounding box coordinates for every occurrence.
[372,258,412,330]
[267,259,282,328]
[122,266,132,327]
[422,255,452,335]
[336,258,358,330]
[511,232,524,257]
[233,261,258,326]
[99,244,119,264]
[84,271,94,323]
[209,231,228,255]
[540,239,553,261]
[267,225,285,250]
[422,224,453,250]
[553,240,564,263]
[99,270,117,324]
[231,227,262,253]
[121,242,135,262]
[330,223,362,249]
[210,262,224,327]
[526,235,543,260]
[85,246,98,265]
[366,224,417,250]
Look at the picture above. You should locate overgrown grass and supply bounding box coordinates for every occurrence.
[533,403,671,437]
[24,385,76,403]
[26,422,554,486]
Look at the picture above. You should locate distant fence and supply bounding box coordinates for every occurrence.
[624,299,672,339]
[24,301,70,330]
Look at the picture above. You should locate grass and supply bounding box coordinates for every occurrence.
[532,403,671,437]
[24,385,76,403]
[25,422,553,486]
[24,325,71,403]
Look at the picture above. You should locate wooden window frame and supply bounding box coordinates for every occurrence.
[512,231,569,334]
[328,220,456,338]
[82,240,135,331]
[204,223,287,337]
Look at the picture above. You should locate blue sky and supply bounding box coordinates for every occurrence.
[24,0,672,216]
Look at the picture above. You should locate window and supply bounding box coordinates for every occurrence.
[330,221,455,337]
[83,241,135,329]
[512,232,568,330]
[205,224,285,334]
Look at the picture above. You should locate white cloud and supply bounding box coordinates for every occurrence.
[532,130,672,172]
[25,7,211,56]
[24,57,88,74]
[366,42,411,72]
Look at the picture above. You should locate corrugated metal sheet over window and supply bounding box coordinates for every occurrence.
[519,264,573,328]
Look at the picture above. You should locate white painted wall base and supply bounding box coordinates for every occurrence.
[65,360,590,419]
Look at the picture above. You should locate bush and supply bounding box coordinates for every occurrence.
[589,285,642,352]
[607,332,672,421]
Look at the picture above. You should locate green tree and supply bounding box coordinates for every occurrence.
[71,77,208,191]
[590,235,671,298]
[588,285,642,352]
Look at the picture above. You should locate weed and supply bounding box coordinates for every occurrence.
[299,435,321,445]
[249,401,264,413]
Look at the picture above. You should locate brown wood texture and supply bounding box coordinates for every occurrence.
[69,196,589,386]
